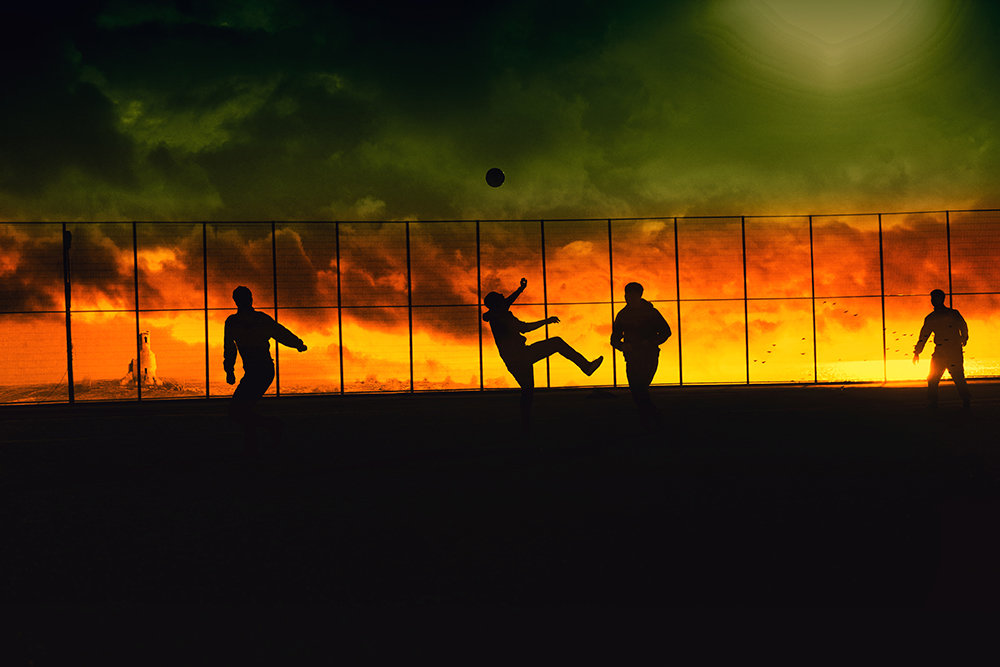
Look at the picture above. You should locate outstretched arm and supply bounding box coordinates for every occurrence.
[272,320,307,352]
[517,315,559,334]
[505,278,528,308]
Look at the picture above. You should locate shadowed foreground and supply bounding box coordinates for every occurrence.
[2,383,999,607]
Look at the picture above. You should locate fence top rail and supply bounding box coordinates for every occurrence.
[11,208,1000,226]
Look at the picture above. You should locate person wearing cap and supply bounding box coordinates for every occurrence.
[483,277,603,432]
[611,282,671,429]
[224,285,307,453]
[912,288,971,408]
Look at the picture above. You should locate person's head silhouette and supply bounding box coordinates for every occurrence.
[233,285,253,309]
[483,291,505,311]
[930,288,946,308]
[624,281,644,306]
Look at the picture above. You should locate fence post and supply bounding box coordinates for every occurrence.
[608,219,617,388]
[336,222,344,395]
[476,221,484,391]
[809,215,818,383]
[62,224,74,404]
[132,222,142,401]
[271,222,279,396]
[946,210,953,306]
[741,216,749,384]
[878,214,887,383]
[203,223,209,397]
[674,217,682,386]
[406,221,414,393]
[540,220,550,388]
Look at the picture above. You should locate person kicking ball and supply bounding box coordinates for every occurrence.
[483,278,603,433]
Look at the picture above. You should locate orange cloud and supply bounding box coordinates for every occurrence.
[4,215,1000,402]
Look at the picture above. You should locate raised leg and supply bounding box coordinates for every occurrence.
[526,337,596,373]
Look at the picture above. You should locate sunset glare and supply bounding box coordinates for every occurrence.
[3,1,1000,401]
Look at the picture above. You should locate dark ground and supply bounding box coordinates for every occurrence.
[2,381,998,608]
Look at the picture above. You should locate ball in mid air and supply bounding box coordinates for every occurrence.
[486,167,505,188]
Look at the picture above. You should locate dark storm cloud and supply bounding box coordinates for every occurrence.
[134,222,207,307]
[408,223,478,305]
[66,223,136,307]
[85,0,509,219]
[3,1,1000,221]
[203,224,276,308]
[0,225,64,312]
[337,223,407,304]
[0,5,137,198]
[262,222,487,340]
[0,0,672,220]
[274,225,338,307]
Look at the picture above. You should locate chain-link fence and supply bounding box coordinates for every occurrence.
[2,210,998,403]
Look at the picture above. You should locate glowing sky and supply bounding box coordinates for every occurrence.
[2,0,999,222]
[3,214,999,400]
[4,2,1000,400]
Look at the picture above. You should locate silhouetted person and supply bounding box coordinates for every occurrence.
[224,286,307,453]
[611,282,671,430]
[483,277,603,433]
[912,288,971,409]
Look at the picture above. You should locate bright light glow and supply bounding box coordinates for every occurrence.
[761,0,911,45]
[709,0,956,89]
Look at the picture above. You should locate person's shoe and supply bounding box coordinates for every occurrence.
[584,356,604,376]
[962,397,971,409]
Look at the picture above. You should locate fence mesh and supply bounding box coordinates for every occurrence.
[2,212,997,403]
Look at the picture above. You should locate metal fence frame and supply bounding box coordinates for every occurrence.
[3,208,999,403]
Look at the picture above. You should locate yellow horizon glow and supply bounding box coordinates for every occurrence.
[3,215,999,399]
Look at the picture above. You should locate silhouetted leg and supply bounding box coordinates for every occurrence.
[230,397,266,454]
[509,363,535,434]
[927,355,946,408]
[948,361,971,408]
[526,337,590,372]
[231,363,275,453]
[229,400,259,453]
[626,355,659,429]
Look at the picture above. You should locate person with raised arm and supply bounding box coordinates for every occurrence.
[483,277,603,433]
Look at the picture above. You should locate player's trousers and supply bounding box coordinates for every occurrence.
[625,351,659,426]
[501,337,590,429]
[230,360,275,419]
[928,352,970,405]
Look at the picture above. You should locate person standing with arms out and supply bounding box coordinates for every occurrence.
[611,282,672,430]
[224,286,308,453]
[912,288,971,409]
[483,277,603,433]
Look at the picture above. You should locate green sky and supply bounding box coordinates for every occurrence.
[2,0,999,221]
